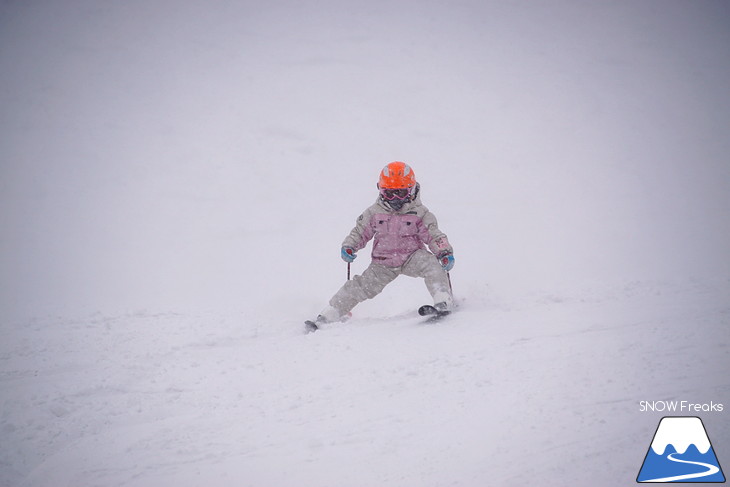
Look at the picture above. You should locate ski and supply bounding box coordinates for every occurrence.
[306,307,447,332]
[418,305,451,322]
[304,320,319,334]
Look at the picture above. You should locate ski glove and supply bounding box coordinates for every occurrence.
[341,246,357,263]
[439,253,455,271]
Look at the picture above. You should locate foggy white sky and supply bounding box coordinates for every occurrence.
[1,0,729,321]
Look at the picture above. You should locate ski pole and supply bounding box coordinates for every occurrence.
[344,247,354,281]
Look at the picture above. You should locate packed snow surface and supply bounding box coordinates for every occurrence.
[1,1,729,486]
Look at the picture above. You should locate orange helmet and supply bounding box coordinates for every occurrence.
[378,161,416,189]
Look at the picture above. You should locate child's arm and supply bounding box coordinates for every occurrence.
[421,210,453,257]
[342,207,376,252]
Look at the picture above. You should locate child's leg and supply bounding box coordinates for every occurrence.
[402,249,453,307]
[325,262,399,318]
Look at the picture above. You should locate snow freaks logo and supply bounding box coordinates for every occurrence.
[637,417,726,483]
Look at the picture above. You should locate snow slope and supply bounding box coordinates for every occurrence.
[1,1,729,486]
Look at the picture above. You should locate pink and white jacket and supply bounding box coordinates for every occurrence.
[342,192,453,268]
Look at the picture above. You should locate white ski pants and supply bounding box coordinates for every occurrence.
[328,249,452,315]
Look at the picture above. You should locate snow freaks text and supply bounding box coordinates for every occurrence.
[639,401,724,413]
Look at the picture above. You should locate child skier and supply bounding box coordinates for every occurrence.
[309,161,455,328]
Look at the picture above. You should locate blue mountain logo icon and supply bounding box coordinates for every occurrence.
[637,416,725,483]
